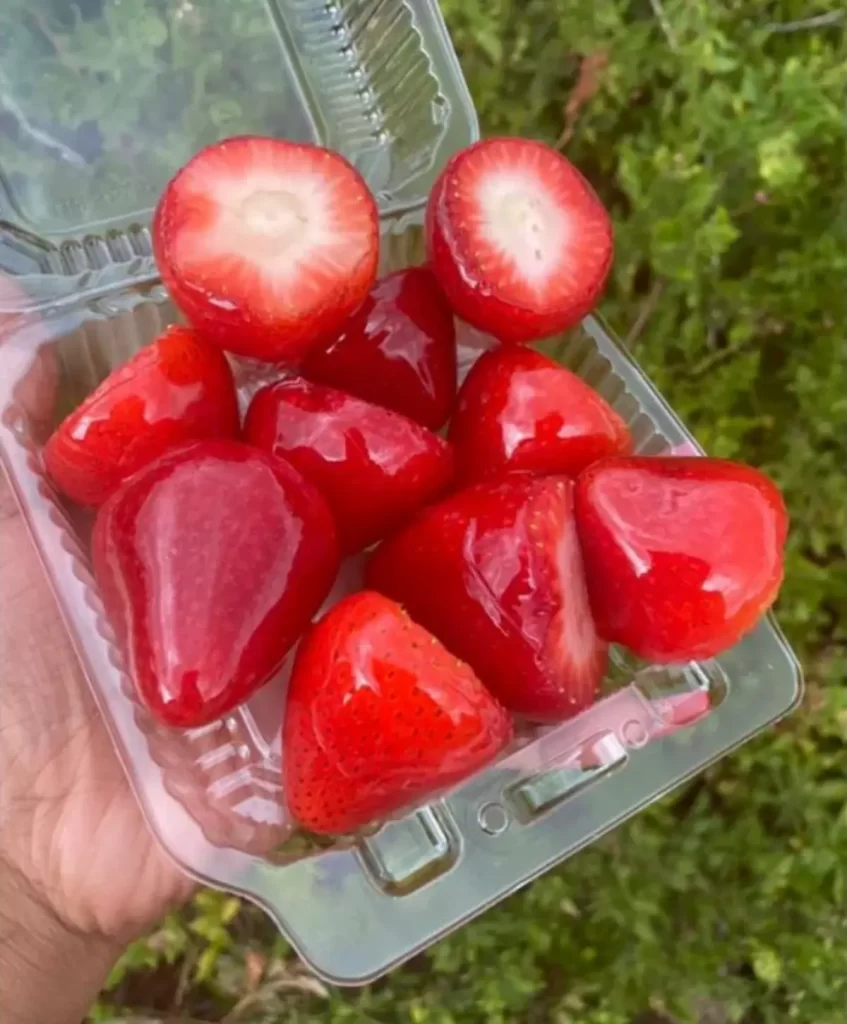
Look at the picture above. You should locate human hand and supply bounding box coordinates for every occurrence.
[0,353,193,1022]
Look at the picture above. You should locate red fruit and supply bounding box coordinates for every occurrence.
[574,456,788,662]
[283,591,513,835]
[153,136,379,364]
[244,378,454,554]
[92,440,339,728]
[425,137,613,344]
[44,326,239,506]
[302,267,457,430]
[367,475,607,722]
[450,345,631,484]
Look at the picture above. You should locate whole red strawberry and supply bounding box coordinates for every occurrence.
[367,475,607,722]
[450,345,632,484]
[283,591,513,835]
[153,136,379,364]
[244,377,454,554]
[93,440,339,728]
[303,267,458,430]
[426,137,613,344]
[44,326,239,506]
[574,456,788,662]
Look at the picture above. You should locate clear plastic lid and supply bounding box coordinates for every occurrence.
[0,0,477,314]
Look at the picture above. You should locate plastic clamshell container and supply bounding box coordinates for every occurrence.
[0,0,802,989]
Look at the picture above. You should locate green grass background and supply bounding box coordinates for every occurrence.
[92,1,846,1021]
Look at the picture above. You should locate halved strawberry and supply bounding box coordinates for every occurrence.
[283,591,513,835]
[426,137,613,344]
[153,136,380,364]
[367,474,608,722]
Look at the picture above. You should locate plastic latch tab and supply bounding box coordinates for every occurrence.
[505,731,628,823]
[357,804,459,895]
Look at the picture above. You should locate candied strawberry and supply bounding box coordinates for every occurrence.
[302,266,457,430]
[153,136,379,364]
[574,456,788,662]
[367,475,607,722]
[426,137,613,344]
[92,440,339,728]
[449,345,632,483]
[43,326,239,506]
[283,591,513,835]
[244,377,454,554]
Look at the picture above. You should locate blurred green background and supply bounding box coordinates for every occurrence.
[92,1,845,1021]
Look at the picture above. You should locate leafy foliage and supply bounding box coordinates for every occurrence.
[52,0,844,1020]
[0,0,308,230]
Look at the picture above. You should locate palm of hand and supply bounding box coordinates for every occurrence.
[0,481,192,941]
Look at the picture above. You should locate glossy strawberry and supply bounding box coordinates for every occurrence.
[574,456,788,662]
[450,345,632,484]
[302,267,457,430]
[153,136,379,363]
[426,137,613,344]
[283,591,513,835]
[244,378,454,554]
[44,326,240,506]
[93,440,339,728]
[367,475,607,722]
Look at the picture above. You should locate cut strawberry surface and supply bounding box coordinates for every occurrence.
[450,345,632,484]
[283,591,513,835]
[367,474,608,722]
[426,137,613,344]
[153,136,379,364]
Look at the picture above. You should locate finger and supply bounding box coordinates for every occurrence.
[0,467,97,759]
[0,469,196,934]
[1,272,58,440]
[0,468,20,521]
[12,346,59,442]
[0,271,28,329]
